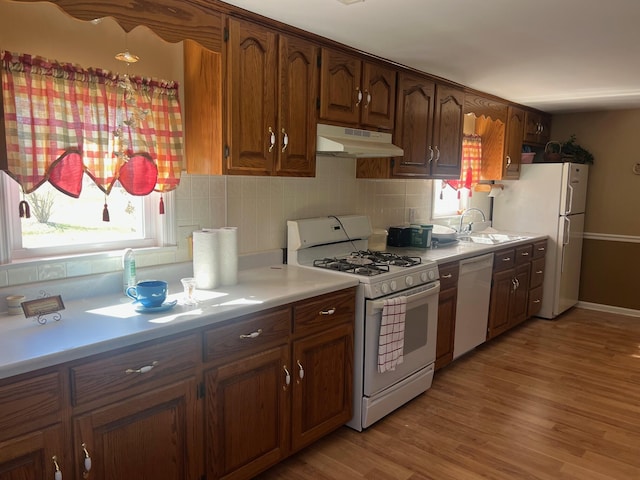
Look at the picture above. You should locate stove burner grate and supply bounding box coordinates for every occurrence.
[313,257,390,276]
[351,250,422,268]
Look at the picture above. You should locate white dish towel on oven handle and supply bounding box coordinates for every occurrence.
[378,296,407,373]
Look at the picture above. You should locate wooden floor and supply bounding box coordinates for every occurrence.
[257,308,640,480]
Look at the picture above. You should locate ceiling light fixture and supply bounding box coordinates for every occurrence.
[337,0,365,5]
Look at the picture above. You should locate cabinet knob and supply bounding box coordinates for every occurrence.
[239,328,263,339]
[355,88,363,106]
[268,126,276,152]
[81,443,92,479]
[52,455,63,480]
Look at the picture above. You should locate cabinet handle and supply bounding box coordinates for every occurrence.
[515,278,520,289]
[502,257,511,262]
[355,88,363,106]
[268,126,276,152]
[538,247,546,252]
[428,146,434,163]
[319,308,336,315]
[505,155,512,170]
[441,273,453,279]
[511,278,517,291]
[297,360,305,380]
[533,299,541,303]
[52,455,63,480]
[283,365,291,387]
[81,443,92,479]
[239,328,262,339]
[536,270,543,274]
[281,128,289,152]
[521,252,529,256]
[434,146,440,162]
[364,90,371,108]
[125,361,158,374]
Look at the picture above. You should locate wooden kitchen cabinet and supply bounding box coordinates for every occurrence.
[524,109,552,146]
[0,370,67,480]
[528,239,548,317]
[73,378,200,480]
[70,334,201,479]
[204,288,355,479]
[319,48,396,130]
[436,261,459,370]
[224,17,318,177]
[502,105,526,180]
[358,73,463,179]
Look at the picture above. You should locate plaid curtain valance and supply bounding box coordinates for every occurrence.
[1,50,182,206]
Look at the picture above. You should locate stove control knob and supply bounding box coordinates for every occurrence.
[390,280,397,291]
[405,276,414,287]
[381,283,389,294]
[428,270,437,281]
[420,272,428,283]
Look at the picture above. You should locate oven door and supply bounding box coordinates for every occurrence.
[363,281,440,397]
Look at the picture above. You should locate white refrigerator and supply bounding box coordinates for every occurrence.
[492,162,589,319]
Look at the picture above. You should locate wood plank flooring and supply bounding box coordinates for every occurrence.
[257,308,640,480]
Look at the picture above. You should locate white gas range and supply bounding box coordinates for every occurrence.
[287,215,440,431]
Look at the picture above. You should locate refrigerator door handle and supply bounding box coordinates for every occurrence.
[561,216,571,273]
[565,184,574,215]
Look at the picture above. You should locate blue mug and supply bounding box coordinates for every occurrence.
[126,280,167,307]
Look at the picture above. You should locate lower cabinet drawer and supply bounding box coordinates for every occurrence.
[528,285,544,317]
[70,334,199,407]
[438,261,459,290]
[203,306,291,364]
[293,288,356,336]
[530,257,546,288]
[493,248,516,271]
[0,370,63,440]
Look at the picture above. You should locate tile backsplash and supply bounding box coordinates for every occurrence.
[0,156,433,289]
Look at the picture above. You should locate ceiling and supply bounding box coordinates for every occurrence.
[219,0,640,114]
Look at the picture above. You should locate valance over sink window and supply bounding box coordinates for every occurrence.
[1,50,183,218]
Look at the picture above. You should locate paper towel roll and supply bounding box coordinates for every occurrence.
[193,229,219,289]
[218,227,238,286]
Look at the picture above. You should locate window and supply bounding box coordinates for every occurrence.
[432,180,470,218]
[1,170,174,261]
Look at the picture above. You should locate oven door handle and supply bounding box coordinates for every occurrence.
[369,281,440,313]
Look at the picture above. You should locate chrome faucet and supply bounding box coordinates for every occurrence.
[458,208,486,234]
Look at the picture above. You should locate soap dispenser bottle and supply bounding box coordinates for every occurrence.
[122,248,137,294]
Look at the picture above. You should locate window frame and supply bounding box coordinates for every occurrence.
[0,171,176,263]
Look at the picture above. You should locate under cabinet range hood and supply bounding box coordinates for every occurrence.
[316,123,404,158]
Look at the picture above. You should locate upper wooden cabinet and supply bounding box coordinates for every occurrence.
[225,18,318,176]
[391,73,463,179]
[319,48,396,130]
[503,106,526,180]
[523,110,551,146]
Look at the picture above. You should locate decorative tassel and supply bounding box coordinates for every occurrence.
[457,190,461,199]
[102,203,110,222]
[159,195,165,214]
[19,200,31,218]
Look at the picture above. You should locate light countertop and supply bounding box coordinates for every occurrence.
[0,264,358,380]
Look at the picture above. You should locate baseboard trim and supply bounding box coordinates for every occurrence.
[577,301,640,318]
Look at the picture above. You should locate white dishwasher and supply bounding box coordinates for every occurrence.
[453,252,494,359]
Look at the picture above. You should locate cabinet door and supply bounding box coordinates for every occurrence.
[73,378,200,480]
[276,34,318,177]
[0,424,65,480]
[509,263,531,327]
[291,323,353,453]
[226,18,278,175]
[319,48,362,125]
[431,85,464,178]
[206,345,290,480]
[392,73,435,177]
[436,287,457,370]
[360,62,396,130]
[524,110,551,146]
[504,106,525,179]
[487,269,514,339]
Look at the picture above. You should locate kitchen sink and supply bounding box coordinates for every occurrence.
[457,233,528,244]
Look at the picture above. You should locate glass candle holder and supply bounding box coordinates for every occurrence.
[180,277,198,305]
